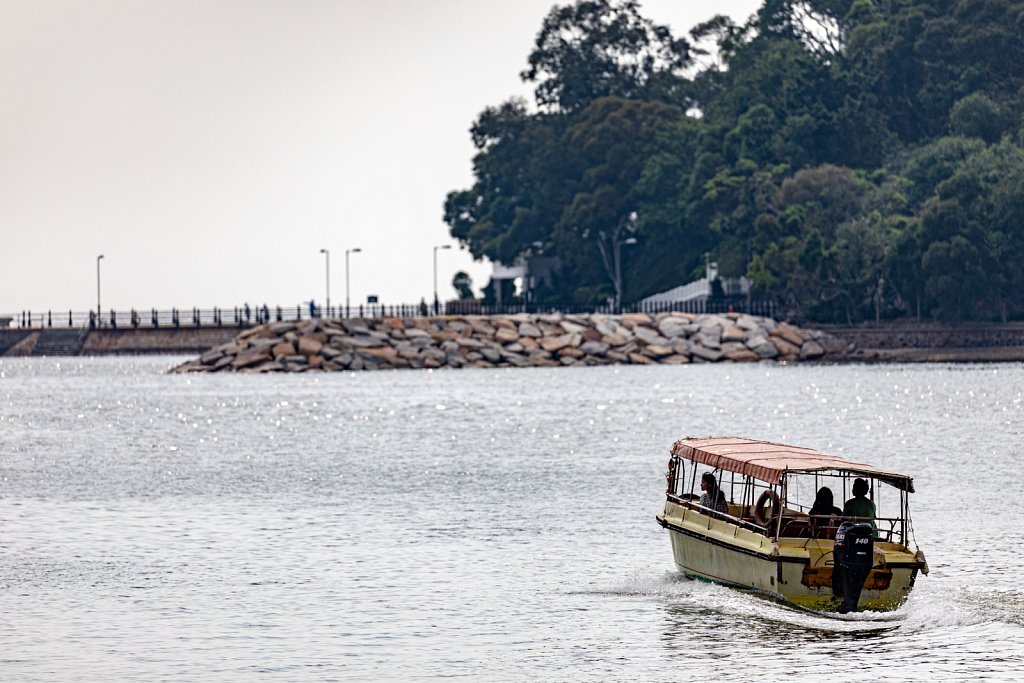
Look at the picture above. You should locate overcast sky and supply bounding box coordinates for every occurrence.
[1,0,761,315]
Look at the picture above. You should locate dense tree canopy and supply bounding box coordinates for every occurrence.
[445,0,1024,322]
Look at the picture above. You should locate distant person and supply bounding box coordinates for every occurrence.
[843,478,877,535]
[699,472,729,515]
[419,298,429,316]
[808,487,842,538]
[309,299,317,318]
[262,303,269,323]
[244,302,251,323]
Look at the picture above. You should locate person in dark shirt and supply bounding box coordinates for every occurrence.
[699,472,729,515]
[808,486,843,538]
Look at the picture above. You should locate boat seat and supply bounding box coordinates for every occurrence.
[779,516,812,538]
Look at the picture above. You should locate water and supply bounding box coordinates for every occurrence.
[1,357,1022,680]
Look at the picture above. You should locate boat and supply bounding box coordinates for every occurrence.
[656,436,928,612]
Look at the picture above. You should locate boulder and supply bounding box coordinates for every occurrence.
[722,323,746,342]
[232,348,271,369]
[579,340,610,356]
[657,317,693,339]
[620,313,652,329]
[770,337,801,358]
[495,327,520,343]
[724,348,760,362]
[696,328,722,350]
[745,335,778,359]
[633,326,669,346]
[643,344,674,358]
[466,318,496,337]
[772,322,805,347]
[603,332,630,347]
[540,335,571,352]
[297,336,323,357]
[518,322,542,338]
[690,344,723,362]
[799,340,826,360]
[200,349,223,365]
[272,341,296,359]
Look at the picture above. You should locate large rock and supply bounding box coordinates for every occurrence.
[657,317,694,339]
[579,340,610,356]
[745,335,778,359]
[690,344,723,362]
[297,336,323,357]
[799,340,826,360]
[540,335,571,352]
[722,323,746,342]
[772,322,805,347]
[495,327,520,343]
[518,322,542,338]
[633,326,669,346]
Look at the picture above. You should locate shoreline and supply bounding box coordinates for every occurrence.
[3,319,1024,364]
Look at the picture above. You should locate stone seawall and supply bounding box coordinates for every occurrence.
[81,327,245,355]
[171,312,847,373]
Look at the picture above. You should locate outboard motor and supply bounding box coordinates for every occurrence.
[832,522,875,613]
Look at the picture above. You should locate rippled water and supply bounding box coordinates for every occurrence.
[1,357,1022,680]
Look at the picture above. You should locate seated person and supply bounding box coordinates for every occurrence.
[699,472,729,515]
[843,478,877,535]
[808,486,843,538]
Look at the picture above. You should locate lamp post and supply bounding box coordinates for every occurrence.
[96,254,105,327]
[433,244,451,314]
[345,247,361,317]
[319,248,330,318]
[597,212,638,313]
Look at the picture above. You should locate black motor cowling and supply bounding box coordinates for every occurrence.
[832,522,875,613]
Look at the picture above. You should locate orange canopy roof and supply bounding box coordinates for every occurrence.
[671,436,915,492]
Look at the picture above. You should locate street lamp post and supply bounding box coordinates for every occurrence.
[96,254,105,327]
[345,247,361,317]
[597,212,638,313]
[320,248,330,318]
[433,244,451,314]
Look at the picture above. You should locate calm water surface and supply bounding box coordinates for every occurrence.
[1,357,1022,680]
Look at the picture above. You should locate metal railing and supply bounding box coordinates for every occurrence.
[3,298,778,330]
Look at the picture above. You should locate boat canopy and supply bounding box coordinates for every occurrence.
[672,436,915,493]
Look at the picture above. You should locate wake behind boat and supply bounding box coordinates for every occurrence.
[656,437,928,612]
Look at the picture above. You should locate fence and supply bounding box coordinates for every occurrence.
[3,298,778,330]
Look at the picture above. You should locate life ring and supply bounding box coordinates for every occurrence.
[754,489,781,527]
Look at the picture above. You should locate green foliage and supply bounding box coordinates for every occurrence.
[451,271,475,300]
[444,0,1024,322]
[522,0,692,113]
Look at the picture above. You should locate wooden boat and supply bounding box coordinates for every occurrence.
[656,437,929,612]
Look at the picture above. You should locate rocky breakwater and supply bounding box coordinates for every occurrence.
[170,312,848,373]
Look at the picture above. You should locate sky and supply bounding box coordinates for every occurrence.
[1,0,761,315]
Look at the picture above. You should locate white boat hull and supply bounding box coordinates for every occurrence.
[658,501,921,611]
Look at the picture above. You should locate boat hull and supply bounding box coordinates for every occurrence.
[658,502,920,612]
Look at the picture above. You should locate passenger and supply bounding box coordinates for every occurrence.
[843,478,877,535]
[808,487,842,538]
[699,472,729,515]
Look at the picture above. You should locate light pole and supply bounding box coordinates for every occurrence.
[319,248,330,318]
[345,247,361,317]
[96,254,105,327]
[597,212,638,313]
[433,244,451,314]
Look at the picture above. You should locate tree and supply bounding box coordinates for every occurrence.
[522,0,691,113]
[451,271,475,300]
